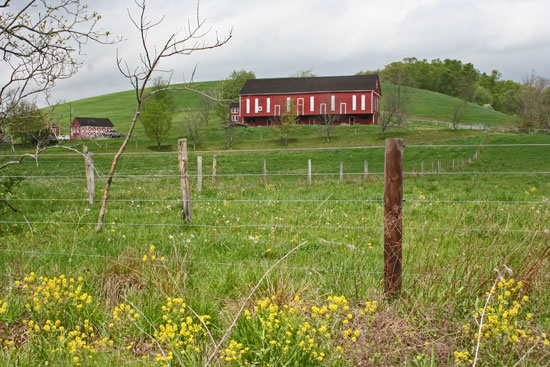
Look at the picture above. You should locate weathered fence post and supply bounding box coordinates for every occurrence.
[178,139,192,222]
[384,138,403,298]
[263,159,267,185]
[437,160,441,173]
[197,156,203,191]
[364,160,368,181]
[83,145,95,205]
[431,160,434,173]
[452,159,455,169]
[307,159,312,186]
[340,162,344,183]
[421,161,424,175]
[212,154,217,188]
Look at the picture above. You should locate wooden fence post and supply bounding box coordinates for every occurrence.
[178,139,192,222]
[364,160,368,181]
[452,159,455,169]
[83,145,95,205]
[212,154,217,188]
[340,162,343,183]
[308,159,312,186]
[411,162,415,175]
[431,160,434,173]
[437,160,441,173]
[197,156,203,191]
[263,159,267,185]
[421,161,424,175]
[384,138,403,298]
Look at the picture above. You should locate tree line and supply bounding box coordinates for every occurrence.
[358,57,550,129]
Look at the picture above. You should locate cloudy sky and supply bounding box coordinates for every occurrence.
[48,0,550,104]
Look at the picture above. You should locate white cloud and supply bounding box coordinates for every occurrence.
[44,0,550,104]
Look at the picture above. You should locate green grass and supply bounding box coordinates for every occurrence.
[46,80,518,143]
[1,130,550,366]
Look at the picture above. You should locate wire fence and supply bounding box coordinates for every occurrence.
[1,220,548,234]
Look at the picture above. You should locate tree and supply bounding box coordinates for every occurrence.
[140,101,172,151]
[183,111,203,150]
[221,70,256,101]
[450,98,468,130]
[95,0,230,230]
[273,99,298,146]
[7,101,45,145]
[379,83,411,137]
[318,112,342,143]
[198,89,215,126]
[0,0,113,156]
[519,72,550,130]
[289,69,316,78]
[139,78,174,150]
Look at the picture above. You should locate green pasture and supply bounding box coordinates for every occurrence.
[1,131,549,365]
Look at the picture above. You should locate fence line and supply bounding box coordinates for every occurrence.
[1,143,549,158]
[1,220,548,234]
[2,197,549,205]
[1,247,548,282]
[3,171,550,180]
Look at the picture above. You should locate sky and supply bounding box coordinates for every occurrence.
[46,0,550,104]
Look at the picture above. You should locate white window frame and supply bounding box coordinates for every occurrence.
[361,95,366,110]
[286,97,291,112]
[246,98,250,114]
[310,96,314,112]
[254,98,259,113]
[352,95,357,111]
[330,95,335,111]
[231,115,238,122]
[320,103,327,115]
[267,98,271,113]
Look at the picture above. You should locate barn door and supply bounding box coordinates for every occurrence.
[340,103,347,115]
[274,105,281,116]
[297,98,304,115]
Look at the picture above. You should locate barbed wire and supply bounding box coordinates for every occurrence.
[2,171,550,179]
[0,247,536,281]
[1,220,548,233]
[0,248,548,282]
[0,143,548,158]
[2,197,549,205]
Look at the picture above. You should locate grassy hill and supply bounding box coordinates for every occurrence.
[48,80,518,139]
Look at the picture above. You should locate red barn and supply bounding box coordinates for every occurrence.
[232,74,381,126]
[70,117,114,140]
[49,123,60,137]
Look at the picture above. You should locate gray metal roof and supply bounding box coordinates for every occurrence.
[240,75,380,96]
[74,117,114,127]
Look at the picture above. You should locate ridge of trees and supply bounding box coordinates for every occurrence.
[358,57,521,115]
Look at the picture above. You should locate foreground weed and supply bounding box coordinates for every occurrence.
[219,295,377,366]
[455,278,550,366]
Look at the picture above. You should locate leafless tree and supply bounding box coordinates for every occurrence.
[0,0,114,159]
[450,98,468,130]
[318,112,343,143]
[95,0,231,230]
[520,72,550,130]
[183,111,203,150]
[379,83,411,137]
[198,89,215,126]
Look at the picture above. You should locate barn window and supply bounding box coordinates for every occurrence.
[231,115,238,122]
[267,98,271,113]
[352,95,357,111]
[246,98,250,114]
[331,96,335,111]
[310,96,314,112]
[361,95,366,110]
[286,97,291,112]
[255,98,260,113]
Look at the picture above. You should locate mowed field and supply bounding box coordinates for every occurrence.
[1,128,549,366]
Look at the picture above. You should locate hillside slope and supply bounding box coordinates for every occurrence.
[49,80,518,136]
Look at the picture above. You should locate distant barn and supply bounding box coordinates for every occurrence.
[230,75,381,126]
[70,117,114,140]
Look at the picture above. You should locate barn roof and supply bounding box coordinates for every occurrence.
[240,75,380,96]
[74,117,114,127]
[230,102,239,108]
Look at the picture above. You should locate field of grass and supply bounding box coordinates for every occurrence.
[1,127,549,366]
[46,80,518,144]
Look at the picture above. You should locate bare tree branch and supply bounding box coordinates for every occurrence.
[95,0,231,231]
